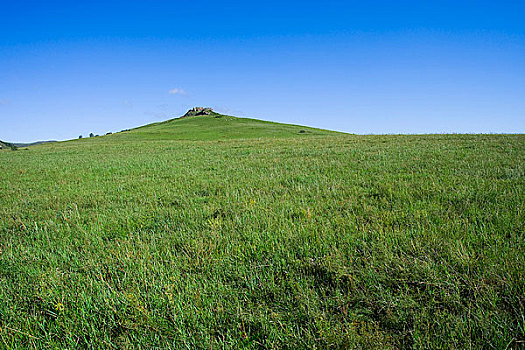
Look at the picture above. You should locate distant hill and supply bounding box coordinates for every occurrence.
[0,140,56,149]
[3,109,340,147]
[0,140,17,150]
[3,108,339,149]
[110,108,340,141]
[12,140,56,147]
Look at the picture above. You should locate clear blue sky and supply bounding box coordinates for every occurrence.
[1,1,524,142]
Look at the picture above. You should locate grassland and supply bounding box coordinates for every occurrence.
[0,114,524,349]
[113,112,337,141]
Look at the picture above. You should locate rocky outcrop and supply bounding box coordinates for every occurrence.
[183,107,214,117]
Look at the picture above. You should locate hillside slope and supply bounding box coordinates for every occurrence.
[13,140,56,147]
[1,140,56,149]
[110,111,339,141]
[0,110,523,348]
[0,140,16,150]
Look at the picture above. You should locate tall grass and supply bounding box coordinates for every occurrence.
[0,129,523,348]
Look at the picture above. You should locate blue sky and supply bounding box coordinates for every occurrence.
[1,1,524,142]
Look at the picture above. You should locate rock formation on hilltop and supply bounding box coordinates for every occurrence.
[183,107,214,117]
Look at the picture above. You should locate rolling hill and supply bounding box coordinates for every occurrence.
[0,140,16,150]
[0,140,56,149]
[0,109,523,349]
[110,110,339,141]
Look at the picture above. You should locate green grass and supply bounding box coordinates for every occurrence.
[111,112,338,141]
[0,114,524,349]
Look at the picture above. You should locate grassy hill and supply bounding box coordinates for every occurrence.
[1,140,56,150]
[110,111,339,141]
[0,112,523,349]
[0,140,17,150]
[12,140,57,148]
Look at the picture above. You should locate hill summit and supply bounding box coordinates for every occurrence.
[183,107,214,117]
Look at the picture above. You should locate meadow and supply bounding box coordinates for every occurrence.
[0,115,523,349]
